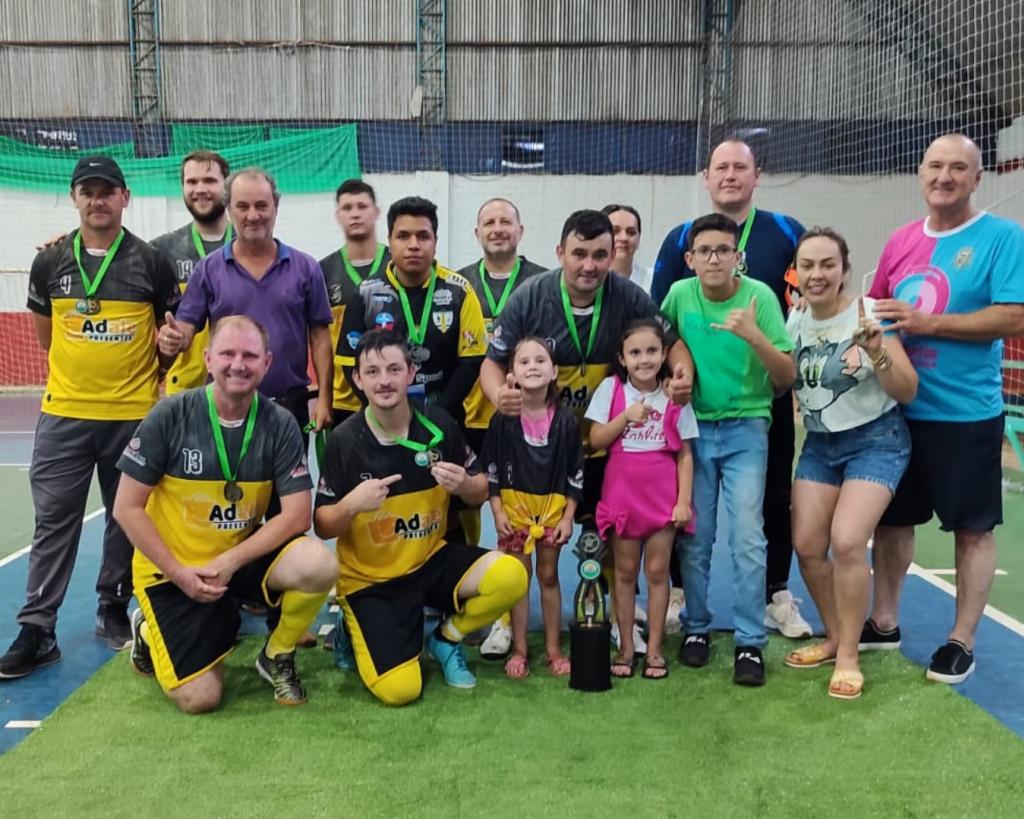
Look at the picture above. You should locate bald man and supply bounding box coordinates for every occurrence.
[864,133,1024,684]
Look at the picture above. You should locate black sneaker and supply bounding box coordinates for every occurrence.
[96,604,132,651]
[255,642,308,706]
[0,625,61,679]
[129,609,154,677]
[858,619,901,651]
[734,646,766,686]
[926,640,975,684]
[679,633,710,667]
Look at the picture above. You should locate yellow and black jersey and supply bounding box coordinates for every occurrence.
[315,401,477,595]
[336,263,487,419]
[26,229,180,420]
[150,222,230,394]
[486,269,679,449]
[116,387,311,584]
[319,244,391,412]
[480,406,584,530]
[457,255,548,431]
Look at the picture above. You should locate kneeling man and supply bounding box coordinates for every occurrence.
[314,329,527,706]
[114,315,338,713]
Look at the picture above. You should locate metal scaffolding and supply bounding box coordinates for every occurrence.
[695,0,735,170]
[127,0,163,156]
[416,0,447,169]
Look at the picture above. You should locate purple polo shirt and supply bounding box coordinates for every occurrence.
[176,239,332,399]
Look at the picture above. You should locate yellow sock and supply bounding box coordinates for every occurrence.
[139,621,150,645]
[266,590,327,658]
[448,555,528,637]
[499,610,511,628]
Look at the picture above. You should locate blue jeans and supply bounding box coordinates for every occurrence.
[681,417,769,648]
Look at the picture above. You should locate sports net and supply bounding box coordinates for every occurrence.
[0,0,1021,391]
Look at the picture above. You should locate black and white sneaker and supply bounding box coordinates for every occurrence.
[926,640,975,684]
[858,619,901,651]
[0,625,61,679]
[679,633,710,667]
[129,609,154,677]
[733,646,766,687]
[96,604,132,651]
[256,642,308,706]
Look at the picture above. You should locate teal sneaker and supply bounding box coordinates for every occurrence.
[333,608,356,671]
[425,631,476,689]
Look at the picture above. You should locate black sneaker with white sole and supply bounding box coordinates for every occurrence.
[678,633,710,667]
[733,646,766,687]
[926,640,975,684]
[858,619,901,651]
[0,625,61,679]
[255,642,308,706]
[96,604,132,651]
[129,609,154,677]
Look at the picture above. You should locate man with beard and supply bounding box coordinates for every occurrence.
[151,151,233,394]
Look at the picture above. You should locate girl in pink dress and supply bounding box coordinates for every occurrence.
[586,319,697,679]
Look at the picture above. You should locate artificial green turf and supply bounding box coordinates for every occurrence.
[3,633,1023,819]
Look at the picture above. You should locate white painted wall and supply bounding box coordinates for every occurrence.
[2,171,1022,310]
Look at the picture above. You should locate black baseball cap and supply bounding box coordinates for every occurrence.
[70,155,126,189]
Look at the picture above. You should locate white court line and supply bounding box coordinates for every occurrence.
[4,720,41,729]
[0,431,34,435]
[318,624,332,637]
[0,463,30,468]
[929,568,1008,577]
[0,507,105,568]
[908,562,1024,638]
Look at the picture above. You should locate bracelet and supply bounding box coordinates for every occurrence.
[870,347,892,372]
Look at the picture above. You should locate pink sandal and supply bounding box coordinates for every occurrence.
[504,653,529,679]
[546,655,571,676]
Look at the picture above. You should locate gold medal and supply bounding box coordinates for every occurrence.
[224,481,243,502]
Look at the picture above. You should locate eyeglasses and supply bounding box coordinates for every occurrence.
[691,245,738,260]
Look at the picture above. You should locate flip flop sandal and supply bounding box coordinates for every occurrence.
[504,653,530,679]
[828,669,864,700]
[784,643,837,669]
[546,655,571,676]
[610,653,636,678]
[642,655,669,680]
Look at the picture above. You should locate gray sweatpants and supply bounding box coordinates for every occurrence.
[19,413,138,631]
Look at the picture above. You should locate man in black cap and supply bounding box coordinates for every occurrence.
[0,156,180,679]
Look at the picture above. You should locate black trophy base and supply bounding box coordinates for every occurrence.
[569,620,612,692]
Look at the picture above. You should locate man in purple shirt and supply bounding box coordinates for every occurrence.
[160,167,334,432]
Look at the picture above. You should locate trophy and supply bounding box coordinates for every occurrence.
[569,530,612,692]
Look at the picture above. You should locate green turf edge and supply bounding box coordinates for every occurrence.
[2,633,1022,819]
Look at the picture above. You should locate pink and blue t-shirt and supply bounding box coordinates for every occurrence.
[868,212,1024,422]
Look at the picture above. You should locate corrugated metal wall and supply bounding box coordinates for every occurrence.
[0,0,1016,121]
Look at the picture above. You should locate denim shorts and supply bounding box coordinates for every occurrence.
[795,409,910,494]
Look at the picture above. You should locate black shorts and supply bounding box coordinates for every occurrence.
[576,455,608,525]
[879,415,1004,533]
[136,540,295,691]
[343,542,488,684]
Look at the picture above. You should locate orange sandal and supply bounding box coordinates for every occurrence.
[828,669,864,700]
[784,643,837,669]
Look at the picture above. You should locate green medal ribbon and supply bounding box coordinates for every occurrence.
[340,243,386,287]
[365,406,444,455]
[559,272,604,373]
[205,385,259,484]
[191,223,232,260]
[478,257,522,319]
[303,421,329,471]
[390,264,438,346]
[72,229,125,298]
[734,207,756,275]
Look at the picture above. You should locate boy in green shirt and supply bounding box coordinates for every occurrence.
[660,213,795,686]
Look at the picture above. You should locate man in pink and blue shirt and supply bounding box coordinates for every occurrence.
[864,133,1024,684]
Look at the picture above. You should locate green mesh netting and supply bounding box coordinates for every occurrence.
[0,123,360,195]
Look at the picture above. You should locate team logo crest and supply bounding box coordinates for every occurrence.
[954,247,973,269]
[432,310,454,333]
[433,289,453,306]
[375,312,395,330]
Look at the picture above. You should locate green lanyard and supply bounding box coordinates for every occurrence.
[390,265,438,346]
[205,385,259,498]
[72,229,124,297]
[559,273,604,374]
[191,223,232,259]
[303,421,329,471]
[340,243,386,287]
[366,406,445,467]
[478,257,521,318]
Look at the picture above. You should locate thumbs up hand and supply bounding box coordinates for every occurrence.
[497,372,523,417]
[624,397,651,425]
[158,311,186,356]
[667,361,693,407]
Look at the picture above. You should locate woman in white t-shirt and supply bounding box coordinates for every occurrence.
[784,227,918,700]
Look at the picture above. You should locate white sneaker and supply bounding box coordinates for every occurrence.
[611,621,648,655]
[764,590,813,639]
[479,620,512,660]
[665,588,685,635]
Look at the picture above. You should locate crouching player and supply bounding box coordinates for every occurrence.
[113,315,338,713]
[314,329,528,706]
